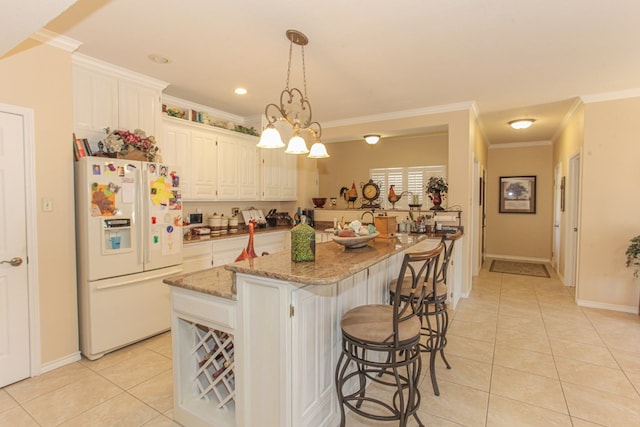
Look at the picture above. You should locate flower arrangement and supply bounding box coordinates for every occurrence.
[102,128,160,162]
[426,176,448,195]
[625,235,640,278]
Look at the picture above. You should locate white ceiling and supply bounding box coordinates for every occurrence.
[7,0,640,145]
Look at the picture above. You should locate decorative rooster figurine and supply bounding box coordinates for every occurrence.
[387,185,402,209]
[340,182,359,209]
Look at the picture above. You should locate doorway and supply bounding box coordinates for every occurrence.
[553,164,561,271]
[565,152,581,288]
[0,103,40,387]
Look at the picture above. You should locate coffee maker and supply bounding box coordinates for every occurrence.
[302,209,315,227]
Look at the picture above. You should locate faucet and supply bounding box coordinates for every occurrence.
[361,210,375,224]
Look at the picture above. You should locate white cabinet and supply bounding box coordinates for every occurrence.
[237,139,259,200]
[162,123,191,197]
[160,123,217,201]
[160,117,259,201]
[235,258,402,427]
[182,241,214,274]
[72,54,167,147]
[211,231,288,266]
[72,64,118,141]
[118,80,162,138]
[217,134,259,200]
[260,148,298,201]
[190,130,218,200]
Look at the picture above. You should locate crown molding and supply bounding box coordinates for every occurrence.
[31,29,81,52]
[489,140,552,149]
[581,88,640,104]
[72,53,169,91]
[550,97,583,142]
[322,101,475,129]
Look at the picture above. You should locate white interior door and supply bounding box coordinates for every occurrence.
[0,108,31,387]
[553,164,561,271]
[565,153,581,287]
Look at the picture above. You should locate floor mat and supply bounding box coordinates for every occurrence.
[489,260,550,277]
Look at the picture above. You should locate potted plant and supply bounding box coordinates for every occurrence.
[426,176,448,211]
[625,235,640,278]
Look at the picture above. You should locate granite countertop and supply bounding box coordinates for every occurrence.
[225,233,443,286]
[167,229,463,300]
[164,266,236,300]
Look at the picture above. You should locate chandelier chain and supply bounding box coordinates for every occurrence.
[286,40,293,90]
[302,45,308,99]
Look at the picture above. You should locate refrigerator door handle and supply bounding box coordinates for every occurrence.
[137,166,145,267]
[94,267,183,290]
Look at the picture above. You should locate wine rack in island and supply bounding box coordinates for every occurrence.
[192,323,235,410]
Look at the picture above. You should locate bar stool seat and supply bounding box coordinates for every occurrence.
[335,243,443,427]
[341,304,421,345]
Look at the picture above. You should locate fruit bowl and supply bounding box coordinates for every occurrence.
[331,232,380,249]
[312,197,327,208]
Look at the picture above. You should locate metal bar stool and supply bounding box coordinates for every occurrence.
[389,230,462,396]
[335,243,443,427]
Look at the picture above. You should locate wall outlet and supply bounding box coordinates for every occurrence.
[232,207,240,216]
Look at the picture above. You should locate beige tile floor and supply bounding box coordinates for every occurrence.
[2,261,640,426]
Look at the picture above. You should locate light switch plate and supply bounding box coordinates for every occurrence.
[42,198,53,212]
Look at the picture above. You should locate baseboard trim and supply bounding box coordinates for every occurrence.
[486,254,551,264]
[577,299,639,315]
[40,351,82,374]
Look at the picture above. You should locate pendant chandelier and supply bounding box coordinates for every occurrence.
[257,30,329,158]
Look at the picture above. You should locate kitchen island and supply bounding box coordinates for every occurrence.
[164,232,458,427]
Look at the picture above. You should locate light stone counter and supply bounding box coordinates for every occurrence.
[164,232,454,298]
[225,233,433,286]
[163,266,235,300]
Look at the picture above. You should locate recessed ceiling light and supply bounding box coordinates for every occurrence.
[508,119,535,129]
[364,134,381,145]
[234,88,247,95]
[148,54,170,64]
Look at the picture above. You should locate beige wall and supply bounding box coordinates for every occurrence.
[318,133,448,203]
[577,97,640,311]
[486,144,554,261]
[0,40,79,364]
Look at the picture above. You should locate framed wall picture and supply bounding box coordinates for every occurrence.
[499,175,536,214]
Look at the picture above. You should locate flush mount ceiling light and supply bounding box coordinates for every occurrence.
[364,134,381,145]
[257,29,329,158]
[148,54,170,64]
[234,87,247,95]
[508,119,535,129]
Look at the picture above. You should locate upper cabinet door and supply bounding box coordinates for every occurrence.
[190,130,218,200]
[118,81,161,137]
[236,138,259,200]
[72,64,118,141]
[216,136,239,200]
[161,123,191,198]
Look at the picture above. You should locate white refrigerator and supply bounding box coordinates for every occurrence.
[75,156,183,360]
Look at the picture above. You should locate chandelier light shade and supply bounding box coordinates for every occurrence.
[284,133,309,154]
[508,119,535,129]
[258,29,329,158]
[309,142,329,158]
[364,134,381,145]
[256,125,285,148]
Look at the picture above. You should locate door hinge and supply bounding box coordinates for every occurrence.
[289,304,295,317]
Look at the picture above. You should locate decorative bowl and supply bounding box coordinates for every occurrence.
[331,232,380,249]
[312,197,327,208]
